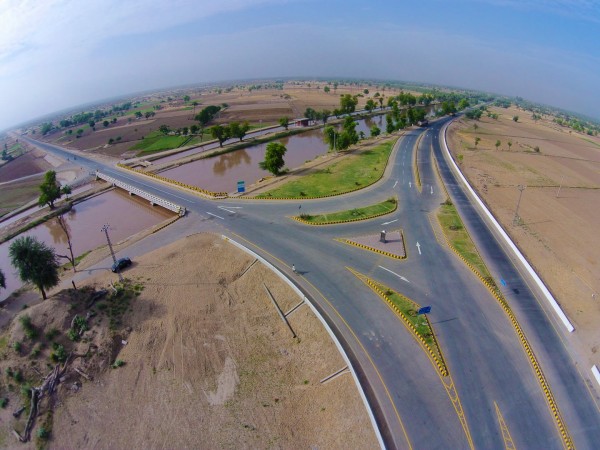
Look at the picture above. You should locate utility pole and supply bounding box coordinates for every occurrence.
[513,185,526,226]
[101,224,122,281]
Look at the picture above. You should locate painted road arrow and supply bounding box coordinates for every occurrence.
[416,242,422,255]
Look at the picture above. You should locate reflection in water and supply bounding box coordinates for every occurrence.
[213,150,252,176]
[0,189,174,301]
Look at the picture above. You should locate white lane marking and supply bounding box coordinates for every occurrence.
[106,170,191,202]
[393,181,398,188]
[218,206,240,213]
[381,219,398,226]
[430,186,434,195]
[378,266,410,283]
[416,242,422,255]
[206,212,225,220]
[409,181,412,188]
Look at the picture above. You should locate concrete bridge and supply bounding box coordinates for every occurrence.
[96,171,186,216]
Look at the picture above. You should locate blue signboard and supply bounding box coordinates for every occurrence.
[417,306,431,315]
[237,180,245,193]
[500,278,506,287]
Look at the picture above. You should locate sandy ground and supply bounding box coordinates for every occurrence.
[447,106,600,361]
[0,233,376,449]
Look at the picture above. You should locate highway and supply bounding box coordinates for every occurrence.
[21,120,600,449]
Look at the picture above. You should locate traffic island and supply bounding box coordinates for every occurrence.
[292,197,397,225]
[348,267,448,377]
[336,229,406,260]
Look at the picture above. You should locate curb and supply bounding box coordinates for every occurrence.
[441,231,574,449]
[348,267,448,377]
[336,229,407,260]
[291,200,398,226]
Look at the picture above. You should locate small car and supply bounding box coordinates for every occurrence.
[111,257,132,273]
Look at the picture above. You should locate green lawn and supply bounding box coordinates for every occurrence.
[437,202,491,280]
[256,139,396,198]
[296,198,396,224]
[131,131,194,155]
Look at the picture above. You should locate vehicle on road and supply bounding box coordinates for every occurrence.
[111,257,132,273]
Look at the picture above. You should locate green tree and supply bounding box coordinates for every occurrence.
[370,126,381,137]
[279,117,290,130]
[229,122,250,141]
[340,94,358,114]
[9,236,59,300]
[324,86,330,93]
[508,141,512,150]
[513,115,519,122]
[259,142,287,175]
[495,140,501,150]
[159,124,170,134]
[190,124,199,134]
[135,111,143,119]
[475,137,481,147]
[365,99,377,113]
[363,89,369,95]
[88,120,95,128]
[458,99,470,110]
[38,171,62,209]
[183,95,190,102]
[210,125,229,147]
[40,123,53,135]
[321,109,331,124]
[195,105,221,126]
[103,120,109,127]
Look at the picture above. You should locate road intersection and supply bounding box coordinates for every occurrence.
[22,118,600,449]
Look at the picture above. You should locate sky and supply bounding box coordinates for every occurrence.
[1,0,599,130]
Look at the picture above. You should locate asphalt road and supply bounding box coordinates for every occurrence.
[20,123,600,449]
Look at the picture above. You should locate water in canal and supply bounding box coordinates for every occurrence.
[0,188,174,301]
[160,115,387,193]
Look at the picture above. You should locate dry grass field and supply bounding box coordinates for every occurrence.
[448,106,600,360]
[0,234,376,449]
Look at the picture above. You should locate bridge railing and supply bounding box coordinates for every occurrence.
[96,171,186,216]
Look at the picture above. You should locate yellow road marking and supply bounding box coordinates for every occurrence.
[495,401,517,450]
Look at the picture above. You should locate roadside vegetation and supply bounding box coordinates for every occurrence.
[296,198,397,224]
[437,201,493,283]
[256,139,395,198]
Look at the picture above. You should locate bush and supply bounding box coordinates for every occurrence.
[112,359,125,369]
[13,341,22,354]
[37,426,49,440]
[50,344,67,363]
[67,329,79,341]
[0,397,8,408]
[45,328,59,341]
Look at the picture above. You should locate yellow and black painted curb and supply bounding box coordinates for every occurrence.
[151,214,181,234]
[347,267,448,377]
[117,163,228,199]
[335,229,407,260]
[440,230,574,449]
[291,199,398,226]
[241,138,398,201]
[413,132,423,192]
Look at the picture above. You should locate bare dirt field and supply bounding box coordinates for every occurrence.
[0,150,52,183]
[0,233,376,449]
[447,106,600,361]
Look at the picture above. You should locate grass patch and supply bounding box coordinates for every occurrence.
[437,202,491,280]
[297,197,397,224]
[256,139,395,198]
[131,131,193,155]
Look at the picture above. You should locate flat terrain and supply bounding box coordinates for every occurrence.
[448,106,600,360]
[0,233,374,449]
[37,81,402,158]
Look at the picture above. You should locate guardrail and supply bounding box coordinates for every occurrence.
[96,171,186,216]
